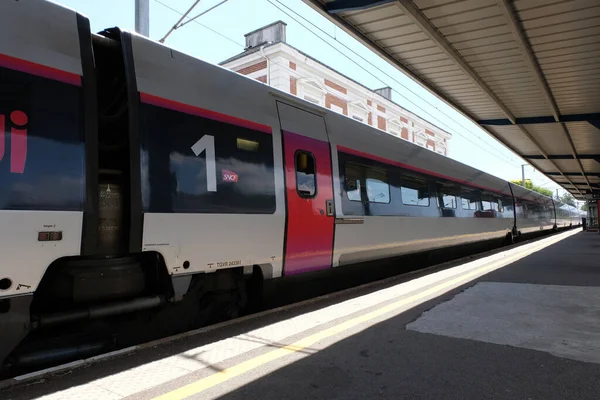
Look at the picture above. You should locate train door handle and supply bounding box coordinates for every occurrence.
[326,199,334,216]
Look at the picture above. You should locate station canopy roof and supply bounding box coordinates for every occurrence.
[302,0,600,200]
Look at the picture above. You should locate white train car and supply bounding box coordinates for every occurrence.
[0,0,579,376]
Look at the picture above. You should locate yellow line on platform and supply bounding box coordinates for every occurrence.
[152,230,576,400]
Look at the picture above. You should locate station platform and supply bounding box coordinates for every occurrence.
[2,228,599,400]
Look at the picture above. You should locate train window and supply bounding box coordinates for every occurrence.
[366,167,390,203]
[345,163,363,202]
[436,181,458,209]
[481,197,498,211]
[502,196,514,212]
[401,175,430,207]
[440,194,457,208]
[295,151,316,198]
[461,189,480,210]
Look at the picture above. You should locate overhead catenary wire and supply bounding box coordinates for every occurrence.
[155,0,243,47]
[159,0,202,43]
[266,0,522,168]
[153,0,521,169]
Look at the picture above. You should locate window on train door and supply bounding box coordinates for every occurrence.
[295,151,316,198]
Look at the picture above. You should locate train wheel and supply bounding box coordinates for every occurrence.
[504,232,515,245]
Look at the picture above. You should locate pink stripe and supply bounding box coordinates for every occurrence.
[140,92,272,134]
[10,128,27,174]
[338,145,512,197]
[0,53,81,86]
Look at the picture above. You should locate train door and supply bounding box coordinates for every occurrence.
[276,102,334,275]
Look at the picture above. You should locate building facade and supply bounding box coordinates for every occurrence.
[220,21,452,156]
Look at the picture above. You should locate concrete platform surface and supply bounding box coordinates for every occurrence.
[2,229,599,400]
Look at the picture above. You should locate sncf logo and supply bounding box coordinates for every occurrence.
[0,110,28,174]
[222,169,239,183]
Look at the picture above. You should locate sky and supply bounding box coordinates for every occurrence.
[54,0,569,198]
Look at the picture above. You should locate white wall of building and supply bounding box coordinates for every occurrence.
[223,42,452,156]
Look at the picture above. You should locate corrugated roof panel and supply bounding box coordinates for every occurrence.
[469,55,525,68]
[463,48,523,63]
[559,105,599,115]
[391,46,443,59]
[439,83,479,92]
[488,125,542,154]
[438,15,508,37]
[548,74,599,86]
[339,4,404,25]
[413,0,458,9]
[487,83,540,94]
[525,125,571,155]
[518,0,598,20]
[416,64,462,74]
[420,0,497,20]
[471,58,533,77]
[529,28,600,49]
[407,57,456,68]
[523,4,600,29]
[512,0,566,12]
[540,56,600,72]
[427,75,471,84]
[373,30,431,44]
[557,98,600,115]
[454,100,497,109]
[402,52,451,64]
[544,63,600,76]
[377,31,432,47]
[445,24,511,44]
[478,67,532,79]
[537,67,597,81]
[451,33,516,51]
[535,42,600,62]
[429,5,502,28]
[414,0,457,9]
[566,122,600,154]
[526,16,600,39]
[552,159,584,172]
[457,41,518,57]
[503,106,552,117]
[528,159,560,174]
[537,49,600,66]
[580,159,600,173]
[532,34,600,53]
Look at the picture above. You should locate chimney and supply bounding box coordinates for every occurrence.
[245,21,287,49]
[374,87,392,101]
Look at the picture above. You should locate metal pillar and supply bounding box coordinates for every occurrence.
[135,0,150,37]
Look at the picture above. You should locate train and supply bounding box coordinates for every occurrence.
[0,0,580,376]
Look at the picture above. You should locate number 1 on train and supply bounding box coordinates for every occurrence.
[191,134,217,192]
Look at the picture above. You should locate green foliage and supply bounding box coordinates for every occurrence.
[559,193,576,207]
[510,179,553,198]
